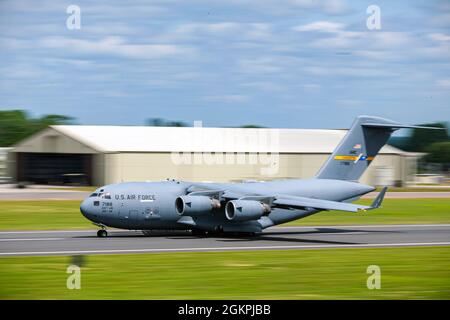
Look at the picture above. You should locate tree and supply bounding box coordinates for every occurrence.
[146,118,188,127]
[239,125,265,128]
[407,122,448,152]
[424,141,450,165]
[0,110,74,146]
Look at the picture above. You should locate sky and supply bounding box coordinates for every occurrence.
[0,0,449,129]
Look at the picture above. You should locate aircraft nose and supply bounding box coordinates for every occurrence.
[80,199,92,220]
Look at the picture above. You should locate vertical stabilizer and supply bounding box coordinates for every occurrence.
[315,115,440,181]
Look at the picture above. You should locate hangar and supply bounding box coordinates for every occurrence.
[8,125,420,186]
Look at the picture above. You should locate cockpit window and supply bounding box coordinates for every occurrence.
[89,190,110,198]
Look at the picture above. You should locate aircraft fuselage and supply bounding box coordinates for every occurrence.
[80,179,374,233]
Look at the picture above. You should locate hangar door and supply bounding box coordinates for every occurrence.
[16,153,92,185]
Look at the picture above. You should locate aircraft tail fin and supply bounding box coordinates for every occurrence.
[315,115,441,181]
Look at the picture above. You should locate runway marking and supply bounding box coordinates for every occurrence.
[271,224,450,229]
[1,242,449,256]
[0,232,367,242]
[0,238,64,242]
[0,232,369,240]
[0,230,136,234]
[0,224,449,235]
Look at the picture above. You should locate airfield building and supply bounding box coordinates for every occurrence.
[0,147,12,183]
[8,125,420,186]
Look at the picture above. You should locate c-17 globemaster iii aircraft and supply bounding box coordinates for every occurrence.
[80,116,439,237]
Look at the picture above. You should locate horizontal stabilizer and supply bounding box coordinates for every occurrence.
[273,187,387,213]
[273,196,372,213]
[362,123,443,130]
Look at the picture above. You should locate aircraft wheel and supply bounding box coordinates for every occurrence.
[97,229,108,237]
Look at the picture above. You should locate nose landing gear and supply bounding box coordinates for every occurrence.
[93,222,108,238]
[97,229,108,237]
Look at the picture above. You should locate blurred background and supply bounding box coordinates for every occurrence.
[0,110,449,188]
[1,1,449,189]
[0,0,449,301]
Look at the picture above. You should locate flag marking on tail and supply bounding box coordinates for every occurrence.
[334,155,375,161]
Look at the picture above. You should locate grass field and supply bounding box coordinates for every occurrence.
[0,199,448,300]
[0,246,449,299]
[0,199,449,230]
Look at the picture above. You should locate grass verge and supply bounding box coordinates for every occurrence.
[0,246,449,299]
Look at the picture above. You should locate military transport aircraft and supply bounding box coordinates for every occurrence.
[80,116,438,237]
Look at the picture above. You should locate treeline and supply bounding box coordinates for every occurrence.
[145,117,264,128]
[0,111,264,147]
[388,122,450,169]
[0,110,73,146]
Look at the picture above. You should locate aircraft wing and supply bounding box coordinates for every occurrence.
[273,187,387,213]
[186,183,387,213]
[186,183,247,199]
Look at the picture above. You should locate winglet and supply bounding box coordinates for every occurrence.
[369,187,388,209]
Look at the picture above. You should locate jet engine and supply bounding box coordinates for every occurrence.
[225,200,271,222]
[175,195,221,216]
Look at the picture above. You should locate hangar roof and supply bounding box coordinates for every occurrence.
[44,125,407,154]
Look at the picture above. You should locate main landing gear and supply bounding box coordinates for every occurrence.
[97,229,108,237]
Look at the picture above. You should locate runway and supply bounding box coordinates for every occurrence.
[1,224,449,256]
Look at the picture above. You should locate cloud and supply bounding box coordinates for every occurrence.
[39,36,194,59]
[0,0,62,13]
[304,66,398,78]
[299,84,321,90]
[236,55,302,77]
[83,24,140,35]
[337,99,364,107]
[202,95,249,103]
[436,79,450,88]
[0,64,45,79]
[237,57,286,74]
[321,0,348,15]
[431,13,450,27]
[429,33,450,42]
[159,22,273,42]
[288,0,349,14]
[309,31,414,51]
[241,81,285,92]
[293,21,345,33]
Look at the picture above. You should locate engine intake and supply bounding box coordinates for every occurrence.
[225,200,271,222]
[175,195,221,216]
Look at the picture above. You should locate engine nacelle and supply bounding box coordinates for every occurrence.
[225,200,271,222]
[175,195,221,216]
